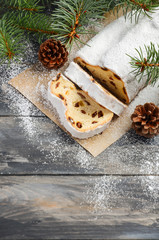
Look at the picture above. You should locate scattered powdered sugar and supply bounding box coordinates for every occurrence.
[75,146,94,170]
[84,176,120,213]
[19,117,38,139]
[1,16,159,215]
[37,82,53,110]
[140,152,159,175]
[1,64,41,116]
[3,85,37,116]
[84,176,159,214]
[141,176,159,208]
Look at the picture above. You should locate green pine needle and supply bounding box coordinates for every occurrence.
[0,0,44,14]
[110,0,159,22]
[128,43,159,86]
[0,0,158,62]
[8,12,54,43]
[0,18,24,62]
[51,0,109,49]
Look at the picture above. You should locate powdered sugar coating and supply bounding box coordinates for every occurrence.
[76,10,159,102]
[101,11,159,101]
[76,14,136,65]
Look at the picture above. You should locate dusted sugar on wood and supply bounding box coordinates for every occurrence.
[8,9,159,156]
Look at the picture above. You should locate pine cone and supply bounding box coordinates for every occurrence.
[38,39,68,69]
[131,103,159,138]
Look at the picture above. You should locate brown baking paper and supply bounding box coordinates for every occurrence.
[8,10,159,157]
[8,65,132,157]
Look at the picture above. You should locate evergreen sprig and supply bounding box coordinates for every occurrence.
[128,43,159,85]
[109,0,159,22]
[0,0,158,62]
[0,0,53,61]
[8,12,54,43]
[51,0,109,49]
[0,0,44,15]
[0,18,24,63]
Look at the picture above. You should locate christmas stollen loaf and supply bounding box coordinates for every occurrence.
[74,10,159,104]
[65,62,127,116]
[48,73,114,139]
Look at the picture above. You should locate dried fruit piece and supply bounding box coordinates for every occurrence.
[92,121,98,124]
[81,110,86,114]
[76,122,82,128]
[84,100,90,106]
[98,111,103,118]
[92,111,97,118]
[58,94,64,100]
[68,117,75,124]
[78,92,86,99]
[56,73,61,81]
[55,82,60,88]
[75,102,80,107]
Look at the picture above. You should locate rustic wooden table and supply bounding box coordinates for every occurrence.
[0,43,159,240]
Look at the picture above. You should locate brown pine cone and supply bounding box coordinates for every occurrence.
[131,103,159,138]
[38,39,68,69]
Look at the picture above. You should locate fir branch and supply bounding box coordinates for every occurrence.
[110,0,159,22]
[128,43,159,86]
[8,12,55,43]
[0,29,13,59]
[40,0,54,8]
[0,0,158,63]
[51,0,108,49]
[0,0,44,14]
[0,18,24,62]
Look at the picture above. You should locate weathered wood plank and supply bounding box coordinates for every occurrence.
[0,63,44,116]
[0,176,159,239]
[1,116,159,175]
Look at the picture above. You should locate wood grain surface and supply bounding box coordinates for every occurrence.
[1,54,159,240]
[0,8,159,239]
[0,176,159,239]
[1,116,159,175]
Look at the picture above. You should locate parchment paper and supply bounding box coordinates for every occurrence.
[8,10,159,157]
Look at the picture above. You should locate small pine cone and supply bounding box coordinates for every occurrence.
[131,103,159,138]
[38,39,68,69]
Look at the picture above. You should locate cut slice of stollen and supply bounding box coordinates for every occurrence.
[64,62,127,116]
[48,73,114,139]
[74,57,129,104]
[75,10,159,104]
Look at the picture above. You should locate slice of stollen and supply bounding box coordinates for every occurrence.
[64,62,127,116]
[48,73,114,139]
[75,10,159,104]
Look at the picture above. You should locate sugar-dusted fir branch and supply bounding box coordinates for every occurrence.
[67,3,83,43]
[0,30,14,59]
[129,0,149,11]
[19,26,55,35]
[136,59,159,72]
[51,0,108,49]
[8,12,56,42]
[109,0,159,22]
[0,0,57,62]
[0,0,44,14]
[0,0,159,63]
[7,5,38,12]
[0,18,24,62]
[128,43,159,85]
